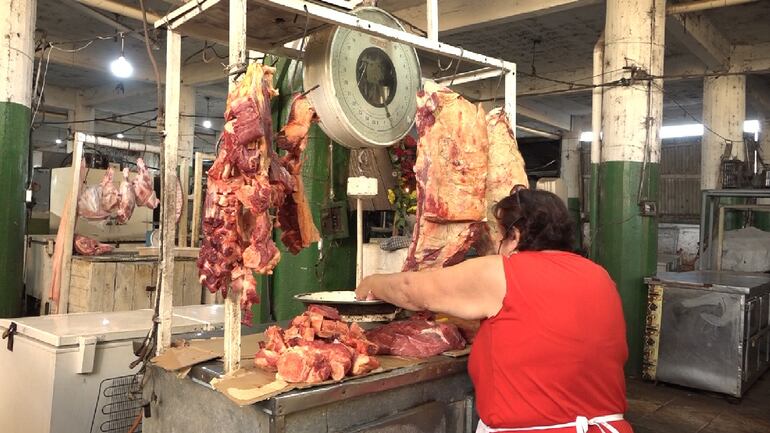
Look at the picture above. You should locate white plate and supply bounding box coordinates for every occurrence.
[293,291,386,305]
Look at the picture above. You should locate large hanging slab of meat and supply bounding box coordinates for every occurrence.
[133,158,160,209]
[254,305,380,383]
[275,93,321,254]
[365,316,466,358]
[476,108,529,255]
[198,64,295,326]
[403,81,489,271]
[78,168,119,221]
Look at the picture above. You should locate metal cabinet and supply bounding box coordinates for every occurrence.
[644,271,770,397]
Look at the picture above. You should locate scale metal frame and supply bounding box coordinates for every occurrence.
[155,0,517,367]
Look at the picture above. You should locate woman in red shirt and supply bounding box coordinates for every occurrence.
[355,187,632,433]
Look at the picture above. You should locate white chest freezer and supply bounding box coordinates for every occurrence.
[0,306,224,433]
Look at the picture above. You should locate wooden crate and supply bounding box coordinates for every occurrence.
[68,256,203,313]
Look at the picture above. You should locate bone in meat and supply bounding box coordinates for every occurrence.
[77,169,117,221]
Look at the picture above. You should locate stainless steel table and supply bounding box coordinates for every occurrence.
[143,345,475,433]
[644,271,770,397]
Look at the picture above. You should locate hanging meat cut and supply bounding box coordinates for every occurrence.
[73,234,114,256]
[78,168,119,221]
[365,316,466,358]
[403,81,489,271]
[254,305,380,383]
[116,168,136,224]
[275,93,321,254]
[133,157,160,209]
[198,64,309,325]
[477,108,529,254]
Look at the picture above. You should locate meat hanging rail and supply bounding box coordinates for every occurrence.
[153,0,518,374]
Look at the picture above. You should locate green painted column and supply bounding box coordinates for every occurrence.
[596,0,665,375]
[0,0,36,317]
[268,60,356,321]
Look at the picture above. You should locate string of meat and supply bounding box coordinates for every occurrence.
[197,64,321,325]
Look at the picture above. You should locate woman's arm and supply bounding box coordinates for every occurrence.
[354,255,507,320]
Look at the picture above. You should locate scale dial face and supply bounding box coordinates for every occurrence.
[304,7,421,148]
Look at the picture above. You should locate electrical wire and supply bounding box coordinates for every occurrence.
[650,81,732,144]
[36,108,158,125]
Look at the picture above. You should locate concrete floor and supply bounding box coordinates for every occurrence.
[626,375,770,433]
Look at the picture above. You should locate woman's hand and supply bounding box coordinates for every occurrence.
[355,275,379,301]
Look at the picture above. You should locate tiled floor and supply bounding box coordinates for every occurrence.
[626,374,770,433]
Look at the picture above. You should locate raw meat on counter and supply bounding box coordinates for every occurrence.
[254,305,380,383]
[477,108,528,255]
[73,234,114,256]
[403,81,489,271]
[365,316,466,358]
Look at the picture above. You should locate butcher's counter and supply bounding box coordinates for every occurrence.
[142,328,476,433]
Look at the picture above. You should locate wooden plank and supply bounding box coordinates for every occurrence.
[137,247,200,258]
[89,262,117,312]
[68,260,92,313]
[191,152,213,247]
[133,263,157,310]
[113,263,135,311]
[172,260,188,307]
[182,262,202,306]
[56,137,84,314]
[224,0,248,374]
[158,28,182,355]
[178,159,191,247]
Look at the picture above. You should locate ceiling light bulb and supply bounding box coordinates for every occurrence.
[55,138,62,144]
[110,55,133,78]
[202,119,212,129]
[116,133,124,139]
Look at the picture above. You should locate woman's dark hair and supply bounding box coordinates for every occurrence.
[493,188,575,252]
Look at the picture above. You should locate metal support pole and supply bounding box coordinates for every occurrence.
[504,69,516,135]
[157,28,181,355]
[426,0,438,41]
[356,197,364,286]
[223,0,248,374]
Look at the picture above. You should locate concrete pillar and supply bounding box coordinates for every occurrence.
[597,0,665,374]
[701,75,746,190]
[759,118,770,175]
[66,93,95,152]
[0,0,36,317]
[561,117,583,249]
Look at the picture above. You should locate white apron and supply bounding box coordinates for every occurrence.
[477,414,625,433]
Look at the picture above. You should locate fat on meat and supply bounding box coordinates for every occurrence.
[365,318,466,358]
[477,108,529,254]
[403,81,489,271]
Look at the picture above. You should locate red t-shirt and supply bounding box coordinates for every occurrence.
[468,251,633,433]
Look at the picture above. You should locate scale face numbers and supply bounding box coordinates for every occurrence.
[303,7,421,148]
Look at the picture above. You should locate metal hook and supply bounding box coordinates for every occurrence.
[449,47,464,87]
